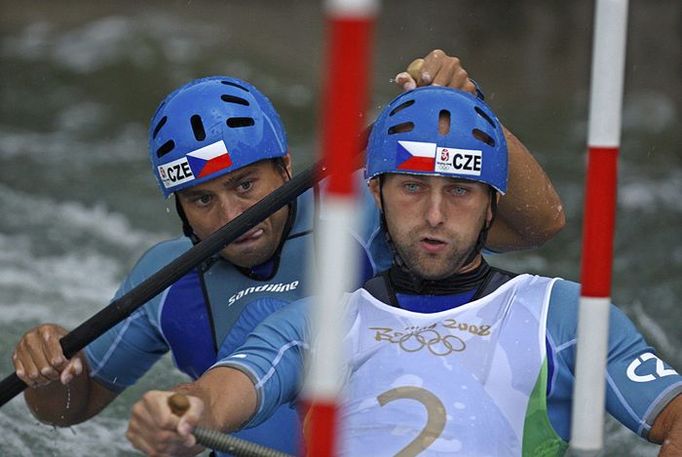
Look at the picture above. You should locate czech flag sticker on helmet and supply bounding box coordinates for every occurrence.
[396,140,483,176]
[157,140,233,190]
[396,140,437,171]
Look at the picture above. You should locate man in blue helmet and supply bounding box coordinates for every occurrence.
[12,52,566,455]
[127,87,682,456]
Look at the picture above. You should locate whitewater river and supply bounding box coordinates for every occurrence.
[1,1,680,455]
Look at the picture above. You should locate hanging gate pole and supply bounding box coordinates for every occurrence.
[302,0,379,456]
[570,0,629,454]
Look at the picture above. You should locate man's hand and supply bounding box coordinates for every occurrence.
[127,390,205,457]
[396,49,478,94]
[13,324,83,387]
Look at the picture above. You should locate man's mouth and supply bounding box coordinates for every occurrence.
[235,227,264,244]
[419,236,447,253]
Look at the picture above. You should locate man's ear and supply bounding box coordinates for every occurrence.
[280,153,293,178]
[487,192,500,224]
[368,178,383,210]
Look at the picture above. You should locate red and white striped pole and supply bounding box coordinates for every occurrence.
[570,0,629,454]
[302,0,379,456]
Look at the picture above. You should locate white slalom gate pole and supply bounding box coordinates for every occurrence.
[570,0,629,455]
[302,0,379,456]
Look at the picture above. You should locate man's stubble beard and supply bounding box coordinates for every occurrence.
[390,210,488,281]
[394,232,476,281]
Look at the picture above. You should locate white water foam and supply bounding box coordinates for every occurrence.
[2,14,223,75]
[0,124,146,163]
[619,170,682,213]
[0,184,166,250]
[623,90,678,134]
[0,186,169,328]
[0,241,120,325]
[0,397,137,457]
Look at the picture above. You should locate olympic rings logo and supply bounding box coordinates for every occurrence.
[370,325,467,356]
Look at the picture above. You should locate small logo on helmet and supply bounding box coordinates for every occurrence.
[158,157,195,189]
[157,140,233,190]
[435,147,482,176]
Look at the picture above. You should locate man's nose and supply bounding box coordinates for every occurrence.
[425,192,446,227]
[218,196,246,224]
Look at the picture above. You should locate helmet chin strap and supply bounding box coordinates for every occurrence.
[174,195,200,245]
[377,176,404,266]
[461,186,497,267]
[378,176,498,289]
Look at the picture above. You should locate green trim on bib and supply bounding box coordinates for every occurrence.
[522,359,568,457]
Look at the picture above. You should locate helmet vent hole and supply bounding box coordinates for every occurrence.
[221,95,250,106]
[388,122,414,135]
[475,107,495,128]
[190,115,206,141]
[152,116,167,139]
[472,129,495,147]
[156,140,175,158]
[227,117,256,128]
[221,80,250,92]
[438,110,451,135]
[389,99,415,116]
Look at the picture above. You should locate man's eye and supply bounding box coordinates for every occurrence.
[404,183,421,192]
[238,180,253,192]
[196,195,212,206]
[451,186,468,196]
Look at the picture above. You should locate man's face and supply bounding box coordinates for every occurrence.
[370,174,493,280]
[176,156,292,268]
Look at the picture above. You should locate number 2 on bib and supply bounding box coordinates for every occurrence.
[377,386,446,457]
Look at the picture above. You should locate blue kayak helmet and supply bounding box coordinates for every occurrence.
[365,86,507,194]
[149,76,288,198]
[366,87,509,275]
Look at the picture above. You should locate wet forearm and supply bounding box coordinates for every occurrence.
[175,367,258,433]
[487,126,565,251]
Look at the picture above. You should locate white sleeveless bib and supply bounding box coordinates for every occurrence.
[337,274,560,456]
